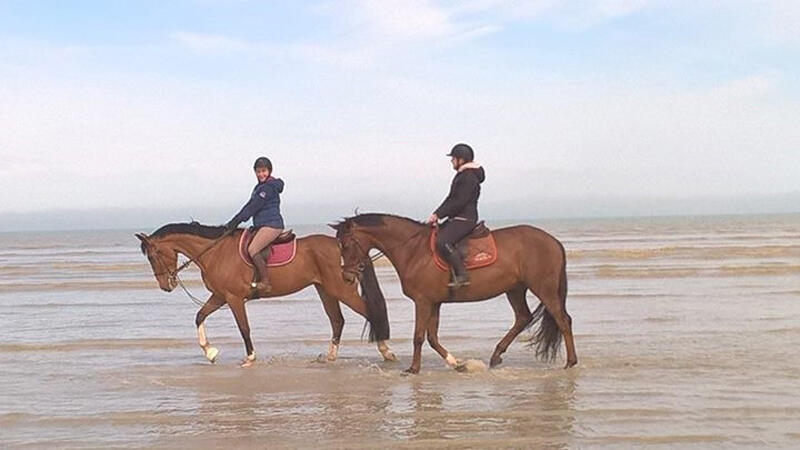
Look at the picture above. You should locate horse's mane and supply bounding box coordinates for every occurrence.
[142,222,228,254]
[339,213,425,228]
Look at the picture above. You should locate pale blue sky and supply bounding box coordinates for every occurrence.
[1,1,799,229]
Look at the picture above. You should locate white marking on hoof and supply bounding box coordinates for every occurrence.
[446,353,458,367]
[197,323,209,348]
[240,353,256,368]
[327,343,339,361]
[378,341,397,361]
[205,346,219,363]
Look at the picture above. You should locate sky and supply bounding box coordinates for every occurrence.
[1,0,799,230]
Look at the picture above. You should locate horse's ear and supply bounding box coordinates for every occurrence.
[135,233,154,246]
[328,223,340,231]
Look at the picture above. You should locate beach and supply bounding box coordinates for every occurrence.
[1,214,799,448]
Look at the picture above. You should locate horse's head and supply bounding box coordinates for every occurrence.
[136,233,179,292]
[330,219,369,284]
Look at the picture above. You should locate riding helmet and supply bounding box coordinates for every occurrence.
[446,143,474,162]
[253,156,273,171]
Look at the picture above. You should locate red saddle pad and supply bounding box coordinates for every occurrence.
[429,228,498,271]
[239,229,297,267]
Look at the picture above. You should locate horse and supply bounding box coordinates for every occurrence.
[136,222,395,367]
[331,213,577,374]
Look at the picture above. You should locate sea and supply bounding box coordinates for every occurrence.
[1,213,799,448]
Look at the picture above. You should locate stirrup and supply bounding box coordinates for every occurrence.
[448,275,470,288]
[251,281,272,292]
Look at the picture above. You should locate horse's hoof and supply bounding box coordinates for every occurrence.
[403,367,419,375]
[240,354,256,368]
[564,359,578,369]
[382,351,397,362]
[205,347,220,363]
[489,355,502,368]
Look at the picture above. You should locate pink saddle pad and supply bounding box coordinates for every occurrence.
[238,229,297,267]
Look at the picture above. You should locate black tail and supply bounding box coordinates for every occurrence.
[528,303,562,362]
[527,253,567,362]
[358,258,390,342]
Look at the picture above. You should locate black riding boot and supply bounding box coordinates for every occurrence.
[443,243,470,288]
[250,248,272,292]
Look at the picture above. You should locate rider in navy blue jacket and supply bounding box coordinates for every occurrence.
[427,143,485,288]
[226,157,285,292]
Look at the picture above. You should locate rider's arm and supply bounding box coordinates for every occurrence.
[434,174,477,219]
[229,184,274,226]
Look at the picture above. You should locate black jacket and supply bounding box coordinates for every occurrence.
[434,163,485,222]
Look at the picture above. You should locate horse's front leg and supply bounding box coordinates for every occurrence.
[227,296,256,367]
[425,302,459,369]
[405,300,432,374]
[195,294,226,363]
[314,286,344,361]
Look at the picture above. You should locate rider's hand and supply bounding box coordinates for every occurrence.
[426,213,439,225]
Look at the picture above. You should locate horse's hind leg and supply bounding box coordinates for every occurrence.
[326,283,396,362]
[195,293,226,363]
[532,280,577,368]
[314,285,345,361]
[426,302,459,368]
[490,287,534,368]
[227,296,256,367]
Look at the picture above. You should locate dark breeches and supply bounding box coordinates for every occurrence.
[435,219,475,256]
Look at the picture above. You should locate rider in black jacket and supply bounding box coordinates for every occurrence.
[426,143,486,288]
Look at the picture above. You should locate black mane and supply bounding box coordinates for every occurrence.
[141,222,228,254]
[340,213,425,228]
[150,222,228,239]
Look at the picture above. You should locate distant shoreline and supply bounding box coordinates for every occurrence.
[1,211,798,234]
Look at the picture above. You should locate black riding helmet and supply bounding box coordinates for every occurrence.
[253,156,273,171]
[446,143,474,162]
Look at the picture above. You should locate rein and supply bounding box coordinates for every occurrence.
[147,230,234,306]
[347,224,432,274]
[174,229,235,275]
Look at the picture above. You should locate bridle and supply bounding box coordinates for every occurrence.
[142,230,234,306]
[338,223,430,281]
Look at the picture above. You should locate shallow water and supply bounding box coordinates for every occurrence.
[1,214,799,448]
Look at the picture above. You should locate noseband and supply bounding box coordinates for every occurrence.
[146,245,179,287]
[340,234,369,281]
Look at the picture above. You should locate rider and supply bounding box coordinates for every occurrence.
[225,157,285,292]
[426,143,485,288]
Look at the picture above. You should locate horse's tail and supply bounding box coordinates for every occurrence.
[528,242,567,362]
[358,258,390,342]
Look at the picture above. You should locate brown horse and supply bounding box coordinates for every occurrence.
[136,222,395,366]
[332,214,577,374]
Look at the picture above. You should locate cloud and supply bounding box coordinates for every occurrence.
[171,31,252,54]
[353,0,454,39]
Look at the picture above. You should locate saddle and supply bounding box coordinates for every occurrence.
[238,228,297,267]
[430,221,498,271]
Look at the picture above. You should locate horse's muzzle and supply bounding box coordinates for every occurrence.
[161,275,178,292]
[342,270,358,284]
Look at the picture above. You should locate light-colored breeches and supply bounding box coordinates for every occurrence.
[248,226,283,257]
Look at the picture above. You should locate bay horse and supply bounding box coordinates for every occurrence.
[136,222,395,366]
[332,214,576,374]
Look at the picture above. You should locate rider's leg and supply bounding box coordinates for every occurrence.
[435,219,474,287]
[248,226,282,291]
